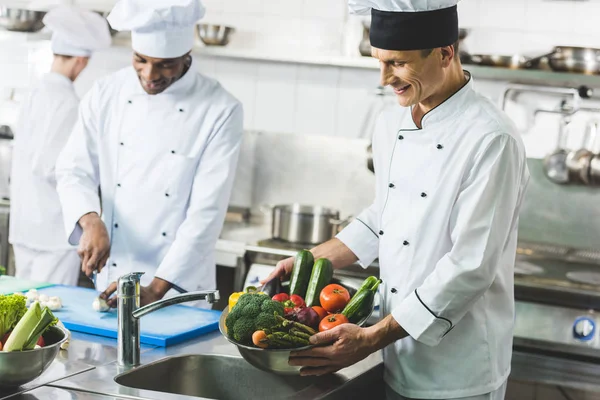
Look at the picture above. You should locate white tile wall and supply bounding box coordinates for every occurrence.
[1,0,600,161]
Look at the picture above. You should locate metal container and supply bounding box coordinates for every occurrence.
[219,278,375,375]
[468,54,531,69]
[548,46,600,75]
[196,24,235,46]
[0,326,68,387]
[565,120,598,185]
[267,204,349,245]
[0,7,45,32]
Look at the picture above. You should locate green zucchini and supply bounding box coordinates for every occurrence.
[289,250,314,298]
[342,277,381,324]
[355,276,379,295]
[304,258,334,307]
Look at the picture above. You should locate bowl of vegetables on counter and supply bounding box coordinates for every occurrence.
[0,293,68,387]
[219,250,381,375]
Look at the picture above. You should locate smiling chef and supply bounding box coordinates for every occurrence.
[264,0,531,399]
[55,0,243,307]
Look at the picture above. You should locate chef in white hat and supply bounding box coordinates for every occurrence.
[55,0,243,307]
[266,1,530,399]
[9,6,111,286]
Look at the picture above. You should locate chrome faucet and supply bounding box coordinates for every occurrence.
[117,272,220,367]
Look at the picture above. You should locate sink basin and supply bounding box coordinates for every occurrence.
[114,354,346,400]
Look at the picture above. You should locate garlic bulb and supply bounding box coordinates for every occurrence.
[56,320,71,350]
[92,297,110,313]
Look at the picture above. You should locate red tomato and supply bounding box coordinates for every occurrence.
[319,314,349,332]
[36,336,45,348]
[312,306,328,321]
[289,294,306,308]
[1,331,10,345]
[272,293,289,302]
[319,284,351,313]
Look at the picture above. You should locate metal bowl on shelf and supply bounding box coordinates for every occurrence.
[0,326,68,387]
[467,54,531,69]
[219,278,375,375]
[196,23,235,46]
[0,7,46,32]
[547,46,600,75]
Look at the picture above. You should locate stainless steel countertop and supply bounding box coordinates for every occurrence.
[46,329,383,400]
[11,386,131,400]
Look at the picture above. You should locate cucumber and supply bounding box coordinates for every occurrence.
[289,250,314,298]
[342,277,381,324]
[304,258,334,307]
[355,276,379,295]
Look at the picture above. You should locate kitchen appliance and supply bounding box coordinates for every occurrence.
[263,204,351,246]
[0,7,45,32]
[196,24,235,46]
[34,286,221,347]
[512,242,600,362]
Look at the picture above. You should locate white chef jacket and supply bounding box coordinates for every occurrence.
[55,62,243,293]
[9,72,79,250]
[337,73,530,399]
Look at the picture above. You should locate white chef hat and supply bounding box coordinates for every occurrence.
[43,6,112,57]
[107,0,205,59]
[348,0,460,51]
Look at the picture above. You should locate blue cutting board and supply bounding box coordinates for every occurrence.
[35,286,221,347]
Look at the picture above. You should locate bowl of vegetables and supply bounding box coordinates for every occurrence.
[220,250,381,375]
[0,294,68,387]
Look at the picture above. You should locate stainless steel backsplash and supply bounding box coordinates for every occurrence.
[230,131,600,252]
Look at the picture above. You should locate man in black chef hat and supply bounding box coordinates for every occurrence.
[266,1,530,399]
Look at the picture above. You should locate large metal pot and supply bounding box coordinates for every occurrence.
[264,204,350,245]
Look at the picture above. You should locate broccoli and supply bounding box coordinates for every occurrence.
[233,316,255,344]
[0,294,27,338]
[261,300,284,316]
[225,294,285,344]
[255,313,278,331]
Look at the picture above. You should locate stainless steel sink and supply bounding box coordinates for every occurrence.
[114,354,347,400]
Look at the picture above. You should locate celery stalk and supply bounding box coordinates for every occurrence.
[4,302,57,352]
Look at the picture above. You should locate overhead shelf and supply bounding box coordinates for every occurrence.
[194,46,600,89]
[5,28,600,89]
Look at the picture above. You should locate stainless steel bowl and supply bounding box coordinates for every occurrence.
[196,24,235,46]
[548,46,600,75]
[0,326,68,387]
[0,7,46,32]
[219,278,375,375]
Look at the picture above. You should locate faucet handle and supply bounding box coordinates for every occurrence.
[117,272,145,297]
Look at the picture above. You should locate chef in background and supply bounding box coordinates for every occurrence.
[264,0,530,399]
[56,0,243,307]
[9,6,111,285]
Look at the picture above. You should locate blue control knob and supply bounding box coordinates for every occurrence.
[573,317,596,341]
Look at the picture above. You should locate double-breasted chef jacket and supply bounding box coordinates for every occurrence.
[56,62,243,294]
[337,73,530,399]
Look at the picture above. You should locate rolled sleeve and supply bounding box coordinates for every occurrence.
[336,208,379,268]
[392,289,453,347]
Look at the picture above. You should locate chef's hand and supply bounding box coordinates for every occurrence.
[100,278,173,308]
[288,324,375,376]
[260,256,294,284]
[78,212,110,277]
